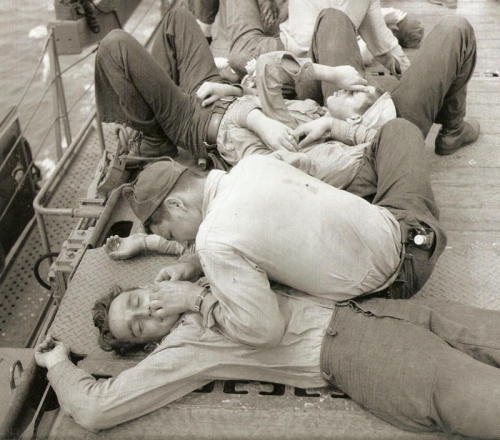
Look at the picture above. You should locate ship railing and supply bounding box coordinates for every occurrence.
[0,0,171,265]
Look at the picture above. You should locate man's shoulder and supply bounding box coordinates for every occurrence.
[234,153,290,173]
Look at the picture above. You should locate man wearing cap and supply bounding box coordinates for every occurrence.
[116,118,444,323]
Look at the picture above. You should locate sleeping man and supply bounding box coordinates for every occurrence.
[36,274,500,438]
[96,7,479,168]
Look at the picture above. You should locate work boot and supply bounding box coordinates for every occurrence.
[435,119,480,156]
[128,132,178,158]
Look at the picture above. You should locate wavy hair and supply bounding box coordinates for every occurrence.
[92,284,158,355]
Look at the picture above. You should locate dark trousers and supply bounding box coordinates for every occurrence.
[346,119,446,299]
[189,0,219,25]
[95,8,223,157]
[321,297,500,438]
[226,0,284,76]
[308,8,476,136]
[308,9,472,298]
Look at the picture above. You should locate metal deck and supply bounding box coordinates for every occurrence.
[1,0,500,438]
[0,126,102,347]
[0,0,167,347]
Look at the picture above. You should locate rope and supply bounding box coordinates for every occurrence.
[67,83,95,115]
[59,46,98,77]
[1,0,161,180]
[0,42,92,175]
[14,33,52,109]
[0,77,55,176]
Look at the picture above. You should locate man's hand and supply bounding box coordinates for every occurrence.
[105,234,146,260]
[376,53,403,76]
[246,109,298,151]
[154,280,206,314]
[155,259,203,283]
[293,117,333,148]
[196,82,242,107]
[314,64,369,92]
[35,335,70,369]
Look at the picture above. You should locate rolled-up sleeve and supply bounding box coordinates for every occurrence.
[330,118,378,146]
[231,95,262,127]
[359,0,410,74]
[197,248,285,348]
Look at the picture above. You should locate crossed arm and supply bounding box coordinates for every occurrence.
[249,51,379,150]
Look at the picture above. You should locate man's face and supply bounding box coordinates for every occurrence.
[147,201,201,242]
[326,86,379,120]
[108,285,181,344]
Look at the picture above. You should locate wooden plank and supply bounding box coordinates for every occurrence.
[427,135,500,168]
[466,103,500,119]
[466,78,500,92]
[438,207,500,231]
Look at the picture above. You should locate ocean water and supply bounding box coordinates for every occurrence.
[0,0,163,177]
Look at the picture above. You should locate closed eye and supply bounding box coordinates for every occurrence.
[132,294,140,308]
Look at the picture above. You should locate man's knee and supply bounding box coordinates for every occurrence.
[168,5,194,24]
[381,118,423,142]
[99,29,130,52]
[228,47,248,76]
[97,29,133,62]
[439,15,474,39]
[160,6,195,34]
[316,8,354,30]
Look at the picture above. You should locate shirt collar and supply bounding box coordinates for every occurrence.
[201,169,226,219]
[360,92,397,129]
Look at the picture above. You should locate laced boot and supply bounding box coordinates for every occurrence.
[435,119,480,156]
[128,131,178,158]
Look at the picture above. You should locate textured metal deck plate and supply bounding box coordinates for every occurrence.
[49,247,176,357]
[50,379,446,439]
[0,127,107,346]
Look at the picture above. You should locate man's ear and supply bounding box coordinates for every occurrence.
[165,196,186,212]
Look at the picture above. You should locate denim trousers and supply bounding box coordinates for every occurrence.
[94,8,224,157]
[321,297,500,438]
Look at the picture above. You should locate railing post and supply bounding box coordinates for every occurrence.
[95,106,106,152]
[35,209,51,256]
[48,31,63,160]
[48,30,72,158]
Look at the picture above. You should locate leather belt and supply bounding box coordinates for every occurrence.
[205,97,236,145]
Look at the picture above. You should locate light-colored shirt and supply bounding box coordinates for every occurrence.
[279,0,410,74]
[48,289,333,431]
[196,155,401,347]
[217,51,396,189]
[254,51,397,144]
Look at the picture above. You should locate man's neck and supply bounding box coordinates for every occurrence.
[201,169,225,219]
